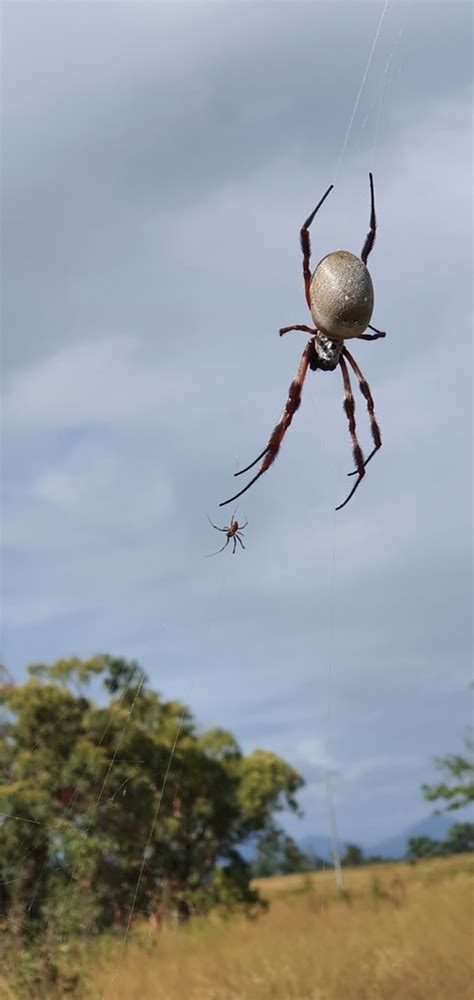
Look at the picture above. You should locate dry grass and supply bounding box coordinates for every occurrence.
[86,855,474,1000]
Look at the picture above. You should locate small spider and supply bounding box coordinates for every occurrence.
[220,174,386,511]
[206,513,247,556]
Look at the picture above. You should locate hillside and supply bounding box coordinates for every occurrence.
[367,812,473,859]
[298,812,473,863]
[79,854,474,1000]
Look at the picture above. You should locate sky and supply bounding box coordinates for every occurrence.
[2,0,472,846]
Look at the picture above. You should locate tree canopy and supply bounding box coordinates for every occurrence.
[341,843,365,867]
[250,824,313,878]
[0,655,303,948]
[422,732,474,812]
[406,823,474,861]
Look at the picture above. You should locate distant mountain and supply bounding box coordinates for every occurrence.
[366,813,470,860]
[299,814,473,863]
[242,813,473,866]
[240,833,343,865]
[298,834,346,864]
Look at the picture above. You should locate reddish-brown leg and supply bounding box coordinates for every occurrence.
[359,324,386,341]
[361,173,376,264]
[300,185,334,309]
[343,347,382,475]
[279,324,316,337]
[219,340,314,507]
[205,536,231,557]
[207,515,231,532]
[335,355,366,511]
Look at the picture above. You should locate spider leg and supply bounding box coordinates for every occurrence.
[234,447,269,478]
[238,518,248,530]
[205,536,231,557]
[368,324,386,337]
[358,325,386,342]
[335,355,366,511]
[300,185,334,309]
[343,347,382,476]
[219,341,313,507]
[232,536,237,554]
[207,515,228,533]
[361,173,376,265]
[236,534,245,550]
[279,325,316,337]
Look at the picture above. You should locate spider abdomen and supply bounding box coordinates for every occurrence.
[310,250,374,341]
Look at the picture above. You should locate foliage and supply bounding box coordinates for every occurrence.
[406,823,474,862]
[406,836,442,862]
[86,855,474,1000]
[341,842,364,866]
[0,655,303,975]
[443,822,474,855]
[250,825,313,877]
[422,731,474,811]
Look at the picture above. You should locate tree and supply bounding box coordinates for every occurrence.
[341,843,365,867]
[250,825,312,877]
[422,732,474,812]
[0,655,304,953]
[443,822,474,854]
[406,836,441,861]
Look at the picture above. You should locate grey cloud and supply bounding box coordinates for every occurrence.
[3,2,471,365]
[2,1,472,845]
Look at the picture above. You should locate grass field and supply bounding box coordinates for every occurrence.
[83,854,474,1000]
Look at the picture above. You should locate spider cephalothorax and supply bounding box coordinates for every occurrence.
[308,331,343,372]
[220,174,386,511]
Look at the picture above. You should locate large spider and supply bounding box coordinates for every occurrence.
[220,174,386,511]
[206,513,247,556]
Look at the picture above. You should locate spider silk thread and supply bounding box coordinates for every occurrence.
[322,0,399,888]
[104,510,234,993]
[333,0,390,183]
[111,0,398,953]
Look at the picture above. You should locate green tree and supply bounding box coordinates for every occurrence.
[406,836,441,861]
[341,843,365,866]
[422,732,474,812]
[443,822,474,854]
[250,825,311,877]
[0,655,304,956]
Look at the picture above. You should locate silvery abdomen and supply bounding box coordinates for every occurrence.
[310,250,374,341]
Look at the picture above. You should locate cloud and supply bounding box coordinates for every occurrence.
[4,336,220,433]
[2,1,472,846]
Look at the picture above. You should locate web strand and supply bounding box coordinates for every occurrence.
[107,718,184,995]
[323,458,343,889]
[371,27,403,170]
[334,0,390,182]
[104,551,232,988]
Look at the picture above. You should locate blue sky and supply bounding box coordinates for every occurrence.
[2,1,472,844]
